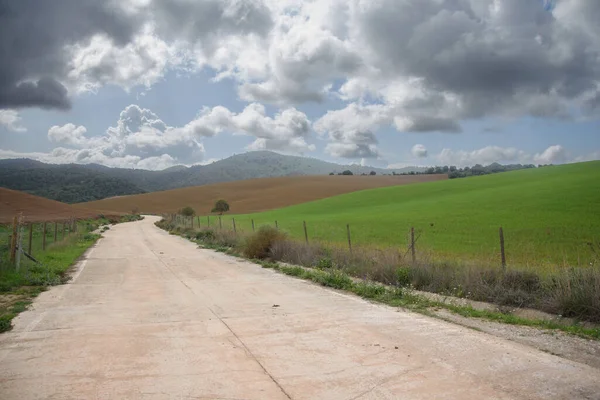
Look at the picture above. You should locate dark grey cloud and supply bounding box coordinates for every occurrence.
[356,0,600,121]
[152,0,273,53]
[0,0,141,110]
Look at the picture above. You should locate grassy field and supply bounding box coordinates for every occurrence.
[222,161,600,269]
[76,174,446,215]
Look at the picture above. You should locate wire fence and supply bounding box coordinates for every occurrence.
[165,213,600,271]
[0,214,81,271]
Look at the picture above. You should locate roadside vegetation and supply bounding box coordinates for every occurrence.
[0,214,143,332]
[156,218,600,339]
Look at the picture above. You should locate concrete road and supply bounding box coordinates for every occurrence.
[1,217,599,399]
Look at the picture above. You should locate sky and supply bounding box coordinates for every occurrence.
[0,0,599,170]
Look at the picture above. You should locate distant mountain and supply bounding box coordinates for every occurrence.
[0,151,423,203]
[0,162,147,203]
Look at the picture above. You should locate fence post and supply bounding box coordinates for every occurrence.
[10,216,18,263]
[62,222,66,239]
[54,222,58,242]
[197,216,200,227]
[191,216,194,229]
[303,221,309,244]
[499,227,506,270]
[232,218,237,233]
[28,223,33,254]
[219,216,222,230]
[43,222,47,250]
[207,215,210,227]
[410,227,416,264]
[346,224,352,253]
[252,219,255,232]
[16,216,24,271]
[275,220,278,229]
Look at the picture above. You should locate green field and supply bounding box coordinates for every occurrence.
[223,161,600,269]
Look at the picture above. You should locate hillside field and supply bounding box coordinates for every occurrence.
[76,174,446,215]
[226,161,600,269]
[0,188,114,223]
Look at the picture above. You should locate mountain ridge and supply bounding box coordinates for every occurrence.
[0,151,423,203]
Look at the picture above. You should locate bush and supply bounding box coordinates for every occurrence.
[196,230,216,241]
[180,206,195,217]
[244,226,287,260]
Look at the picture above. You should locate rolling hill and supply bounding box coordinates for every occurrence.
[228,162,600,268]
[75,174,447,215]
[0,151,424,203]
[0,188,111,223]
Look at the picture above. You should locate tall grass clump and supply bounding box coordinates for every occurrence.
[244,226,287,259]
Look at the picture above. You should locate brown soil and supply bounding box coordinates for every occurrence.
[75,174,447,215]
[0,187,117,223]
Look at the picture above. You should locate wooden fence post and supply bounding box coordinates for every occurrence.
[10,216,18,263]
[42,222,47,250]
[346,224,352,253]
[54,222,58,242]
[62,222,66,239]
[275,220,278,229]
[232,218,237,233]
[197,216,200,227]
[28,223,33,254]
[219,216,222,230]
[251,219,255,232]
[499,227,506,270]
[410,227,416,264]
[303,221,309,244]
[207,215,210,227]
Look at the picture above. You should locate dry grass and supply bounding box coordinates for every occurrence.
[76,174,447,215]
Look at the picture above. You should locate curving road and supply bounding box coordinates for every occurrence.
[1,217,599,399]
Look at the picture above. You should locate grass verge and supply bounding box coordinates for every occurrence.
[0,215,142,333]
[156,218,600,340]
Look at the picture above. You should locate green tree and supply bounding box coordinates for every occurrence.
[369,171,376,176]
[211,199,230,215]
[180,206,195,216]
[342,170,353,176]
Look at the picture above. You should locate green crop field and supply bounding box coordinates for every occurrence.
[220,161,600,270]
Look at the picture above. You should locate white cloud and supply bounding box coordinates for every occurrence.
[533,145,567,165]
[1,102,315,169]
[437,146,529,167]
[411,144,428,158]
[435,144,584,167]
[0,110,26,132]
[48,123,88,146]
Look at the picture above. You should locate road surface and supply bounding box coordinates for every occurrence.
[1,217,599,399]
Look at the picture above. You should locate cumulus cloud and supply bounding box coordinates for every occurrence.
[1,102,314,169]
[435,144,581,167]
[48,124,88,146]
[411,144,428,158]
[437,146,529,167]
[533,145,567,165]
[0,110,26,132]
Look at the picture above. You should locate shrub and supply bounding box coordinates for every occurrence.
[196,230,216,241]
[244,226,287,260]
[180,206,195,217]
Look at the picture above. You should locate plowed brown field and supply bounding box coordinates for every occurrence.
[75,175,447,215]
[0,187,114,223]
